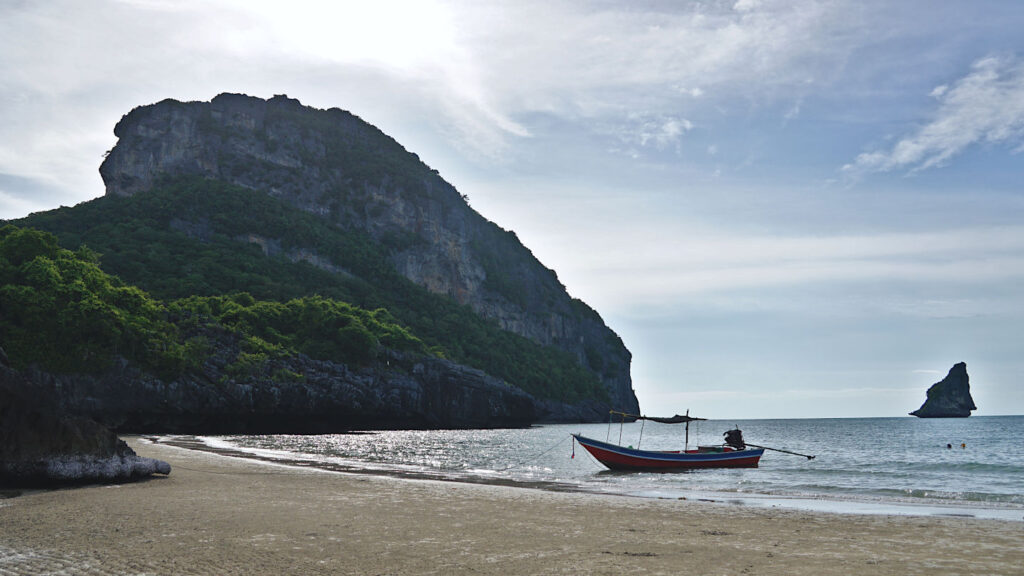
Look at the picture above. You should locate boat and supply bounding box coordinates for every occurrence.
[572,434,765,471]
[572,411,765,471]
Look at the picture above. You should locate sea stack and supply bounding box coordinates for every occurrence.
[909,362,977,418]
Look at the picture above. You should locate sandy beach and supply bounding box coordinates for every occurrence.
[1,438,1021,575]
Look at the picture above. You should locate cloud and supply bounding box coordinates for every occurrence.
[843,55,1024,175]
[783,99,802,121]
[651,385,918,403]
[546,219,1024,319]
[426,0,863,156]
[0,174,80,219]
[200,0,533,159]
[0,189,46,220]
[607,114,693,156]
[0,0,898,208]
[733,0,763,13]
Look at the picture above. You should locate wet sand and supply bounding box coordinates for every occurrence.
[1,437,1022,575]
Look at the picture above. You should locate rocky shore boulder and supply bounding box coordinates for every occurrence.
[0,358,171,487]
[909,362,977,418]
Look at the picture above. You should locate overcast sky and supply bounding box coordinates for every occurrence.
[2,0,1023,418]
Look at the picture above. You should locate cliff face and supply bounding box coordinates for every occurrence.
[1,356,170,486]
[99,93,638,418]
[11,326,536,433]
[910,362,977,418]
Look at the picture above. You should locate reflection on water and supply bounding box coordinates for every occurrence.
[196,416,1024,519]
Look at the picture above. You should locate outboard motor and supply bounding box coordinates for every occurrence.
[723,428,746,450]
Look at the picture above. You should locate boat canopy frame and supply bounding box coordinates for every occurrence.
[607,409,708,451]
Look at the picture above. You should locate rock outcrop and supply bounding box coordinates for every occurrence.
[99,93,639,419]
[17,324,536,433]
[0,355,171,486]
[909,362,977,418]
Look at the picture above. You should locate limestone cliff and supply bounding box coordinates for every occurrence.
[910,362,977,418]
[2,309,536,430]
[99,93,638,419]
[17,334,537,433]
[1,354,171,486]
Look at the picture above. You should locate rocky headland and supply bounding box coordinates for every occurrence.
[99,94,637,418]
[23,335,539,434]
[4,93,638,434]
[910,362,977,418]
[0,348,170,487]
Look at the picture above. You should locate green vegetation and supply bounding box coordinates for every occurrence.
[0,225,192,376]
[14,178,605,402]
[0,225,433,378]
[171,293,428,368]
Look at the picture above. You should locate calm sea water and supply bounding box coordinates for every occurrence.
[198,416,1024,521]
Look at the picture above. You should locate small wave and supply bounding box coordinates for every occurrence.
[871,487,1024,506]
[174,418,1024,520]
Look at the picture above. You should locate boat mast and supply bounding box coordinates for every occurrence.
[685,409,690,450]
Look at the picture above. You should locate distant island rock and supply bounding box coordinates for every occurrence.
[1,350,170,487]
[909,362,977,418]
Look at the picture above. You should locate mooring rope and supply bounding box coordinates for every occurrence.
[570,436,607,470]
[494,435,571,472]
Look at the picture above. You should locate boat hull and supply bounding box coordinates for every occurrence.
[573,434,764,471]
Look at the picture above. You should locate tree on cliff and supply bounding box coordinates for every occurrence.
[16,178,610,405]
[0,225,430,379]
[0,225,191,376]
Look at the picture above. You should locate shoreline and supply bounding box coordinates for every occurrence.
[0,437,1022,575]
[167,434,1024,522]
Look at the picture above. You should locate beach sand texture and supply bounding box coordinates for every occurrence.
[1,438,1022,575]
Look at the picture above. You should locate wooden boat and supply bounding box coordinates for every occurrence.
[572,411,764,471]
[572,434,764,471]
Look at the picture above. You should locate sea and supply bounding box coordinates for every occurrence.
[191,415,1024,521]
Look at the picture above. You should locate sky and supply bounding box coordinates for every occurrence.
[2,0,1023,418]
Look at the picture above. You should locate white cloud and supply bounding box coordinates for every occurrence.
[784,104,800,120]
[208,0,533,159]
[844,55,1024,174]
[599,114,696,158]
[632,116,693,151]
[0,0,895,203]
[733,0,763,13]
[428,0,862,153]
[0,190,47,219]
[546,220,1024,317]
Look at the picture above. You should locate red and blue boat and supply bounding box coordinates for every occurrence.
[572,411,766,471]
[572,434,764,471]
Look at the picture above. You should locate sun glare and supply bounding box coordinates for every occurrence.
[233,0,459,71]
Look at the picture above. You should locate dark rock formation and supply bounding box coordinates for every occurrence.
[1,357,171,486]
[17,324,536,433]
[910,362,977,418]
[99,93,639,419]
